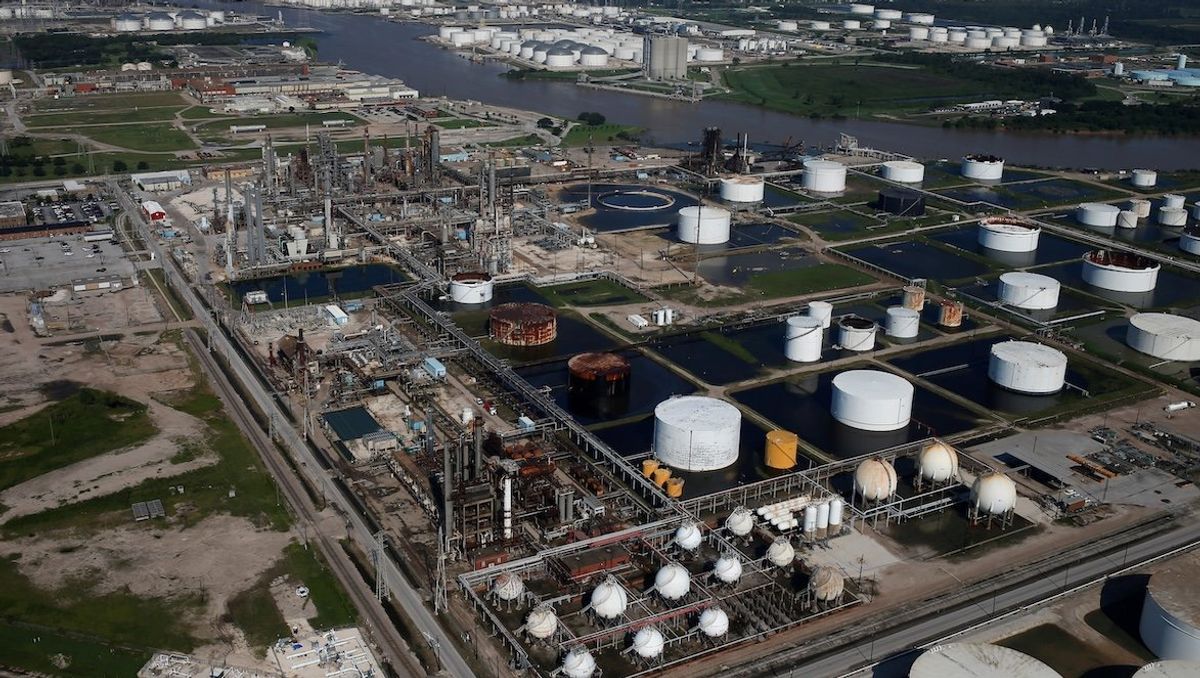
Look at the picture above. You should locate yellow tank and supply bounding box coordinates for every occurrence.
[652,467,672,487]
[665,477,684,498]
[765,430,799,470]
[642,458,660,478]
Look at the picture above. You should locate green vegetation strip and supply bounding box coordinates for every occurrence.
[0,622,150,677]
[537,279,648,307]
[24,106,188,128]
[561,123,641,146]
[60,124,195,153]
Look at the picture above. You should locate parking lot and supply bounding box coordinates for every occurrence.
[34,197,113,226]
[0,235,135,293]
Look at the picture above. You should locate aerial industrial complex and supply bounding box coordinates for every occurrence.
[1,2,1200,678]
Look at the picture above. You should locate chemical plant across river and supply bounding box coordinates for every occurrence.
[201,0,1200,169]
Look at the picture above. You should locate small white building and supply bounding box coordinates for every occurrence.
[324,304,349,326]
[131,170,191,192]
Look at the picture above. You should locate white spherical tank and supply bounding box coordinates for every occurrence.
[449,272,494,304]
[713,554,743,584]
[725,506,753,536]
[855,457,899,500]
[962,154,1005,181]
[677,205,732,244]
[978,216,1040,252]
[808,300,833,328]
[1126,313,1200,361]
[918,440,959,483]
[631,626,665,658]
[1132,169,1158,188]
[885,306,920,339]
[1164,194,1186,210]
[988,341,1067,395]
[1077,202,1121,227]
[971,473,1018,515]
[525,604,558,639]
[833,370,914,431]
[766,537,795,567]
[910,643,1062,678]
[1082,250,1160,292]
[881,160,925,183]
[719,176,765,203]
[838,316,878,352]
[809,566,845,601]
[674,522,703,551]
[698,607,730,637]
[1180,230,1200,255]
[654,562,691,600]
[561,648,597,678]
[590,576,628,619]
[1159,207,1188,227]
[1118,210,1140,229]
[998,272,1061,310]
[1140,562,1200,661]
[803,160,848,193]
[653,396,741,471]
[785,315,824,363]
[492,572,525,601]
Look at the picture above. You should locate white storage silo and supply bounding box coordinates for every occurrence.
[881,160,925,183]
[1132,169,1158,188]
[1126,313,1200,361]
[1081,250,1160,292]
[971,474,1018,515]
[561,648,597,678]
[802,505,817,533]
[829,498,844,527]
[962,154,1005,180]
[918,440,959,483]
[1129,198,1152,218]
[1159,207,1187,227]
[1076,202,1121,227]
[677,205,732,244]
[885,306,920,339]
[815,502,830,530]
[832,370,914,431]
[698,608,730,637]
[1118,210,1140,229]
[654,562,691,600]
[807,300,833,328]
[785,315,823,363]
[631,627,665,659]
[653,396,741,471]
[998,272,1060,310]
[838,316,878,352]
[854,457,898,500]
[524,604,558,639]
[802,160,847,193]
[988,341,1067,395]
[978,216,1040,252]
[719,176,765,203]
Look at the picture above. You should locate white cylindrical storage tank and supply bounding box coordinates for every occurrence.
[850,3,874,15]
[971,474,1018,515]
[885,306,920,339]
[854,457,899,500]
[579,46,609,66]
[147,12,175,31]
[949,28,967,43]
[1129,199,1152,218]
[113,14,142,32]
[631,627,665,659]
[766,538,795,567]
[614,46,635,60]
[874,19,892,30]
[875,8,902,20]
[1077,202,1121,227]
[533,46,550,63]
[962,154,1005,180]
[1140,561,1200,661]
[698,608,730,637]
[1164,193,1186,210]
[843,19,862,29]
[719,176,765,203]
[965,36,992,49]
[808,301,833,329]
[449,273,495,304]
[653,396,741,471]
[1118,210,1140,229]
[993,36,1019,49]
[725,507,753,536]
[179,11,208,30]
[520,41,540,58]
[1021,33,1048,47]
[677,205,732,245]
[785,315,824,363]
[988,341,1067,395]
[545,48,576,67]
[909,12,935,25]
[998,272,1061,310]
[712,555,742,584]
[654,562,691,600]
[1180,230,1200,255]
[918,440,959,483]
[838,316,878,352]
[909,26,930,41]
[452,31,474,47]
[438,25,458,39]
[815,502,830,530]
[1132,169,1158,188]
[803,160,847,193]
[930,28,949,43]
[832,370,914,431]
[525,605,558,639]
[777,20,798,32]
[803,505,817,533]
[674,522,703,551]
[811,20,831,30]
[1159,207,1187,227]
[1126,313,1200,360]
[829,498,844,526]
[561,648,597,678]
[910,643,1062,678]
[1081,250,1160,292]
[881,160,925,183]
[978,216,1040,252]
[696,47,723,62]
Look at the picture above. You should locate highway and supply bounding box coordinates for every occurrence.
[114,189,474,678]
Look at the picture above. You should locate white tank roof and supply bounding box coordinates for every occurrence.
[631,626,665,658]
[1128,313,1200,358]
[990,340,1067,372]
[1135,661,1200,678]
[698,607,730,637]
[910,642,1062,678]
[713,554,743,583]
[525,605,558,639]
[654,562,691,600]
[674,521,703,551]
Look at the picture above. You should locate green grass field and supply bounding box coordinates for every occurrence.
[60,124,195,152]
[482,133,542,147]
[0,622,151,677]
[32,91,187,113]
[561,123,641,146]
[721,62,1004,116]
[0,389,156,492]
[660,263,875,307]
[537,279,648,307]
[24,106,187,128]
[435,118,493,129]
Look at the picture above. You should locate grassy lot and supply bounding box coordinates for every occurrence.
[60,124,195,152]
[0,389,156,492]
[561,123,641,146]
[537,279,648,307]
[721,62,1007,117]
[32,91,187,113]
[435,118,493,129]
[24,106,187,128]
[193,112,358,132]
[179,105,225,120]
[481,134,542,147]
[4,137,86,157]
[0,622,150,677]
[660,263,875,307]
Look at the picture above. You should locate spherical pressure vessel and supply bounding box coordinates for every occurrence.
[998,272,1060,310]
[854,457,898,500]
[725,506,754,536]
[1126,313,1200,360]
[561,648,597,678]
[809,566,845,601]
[654,562,691,600]
[1081,250,1160,292]
[719,176,765,203]
[765,429,799,469]
[1132,169,1158,188]
[885,306,920,339]
[829,498,844,526]
[674,522,703,551]
[971,473,1017,515]
[785,315,824,362]
[961,154,1004,181]
[698,607,730,637]
[525,605,558,639]
[1077,202,1121,227]
[988,341,1067,395]
[653,396,741,471]
[832,370,914,432]
[590,576,628,619]
[838,316,878,352]
[808,300,834,328]
[713,554,743,584]
[631,626,665,658]
[766,537,795,567]
[918,440,959,483]
[492,572,525,601]
[977,216,1040,252]
[1129,198,1152,218]
[803,160,848,193]
[881,160,925,183]
[677,205,732,244]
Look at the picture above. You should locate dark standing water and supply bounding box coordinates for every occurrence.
[230,263,409,304]
[197,0,1200,169]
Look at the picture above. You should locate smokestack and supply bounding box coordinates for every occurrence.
[503,477,513,540]
[473,422,484,478]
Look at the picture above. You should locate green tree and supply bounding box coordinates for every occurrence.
[136,161,149,170]
[111,159,128,172]
[71,163,84,174]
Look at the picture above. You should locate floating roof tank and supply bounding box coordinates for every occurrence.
[809,566,845,601]
[631,626,665,658]
[698,607,730,637]
[766,537,795,567]
[449,271,494,304]
[654,562,691,600]
[962,154,1004,181]
[918,440,959,483]
[1081,250,1160,293]
[713,554,743,584]
[978,216,1040,252]
[971,473,1018,515]
[855,457,898,500]
[909,642,1062,678]
[674,521,703,551]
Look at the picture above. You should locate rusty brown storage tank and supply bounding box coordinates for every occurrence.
[902,285,926,310]
[938,300,964,328]
[567,351,632,419]
[489,302,557,346]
